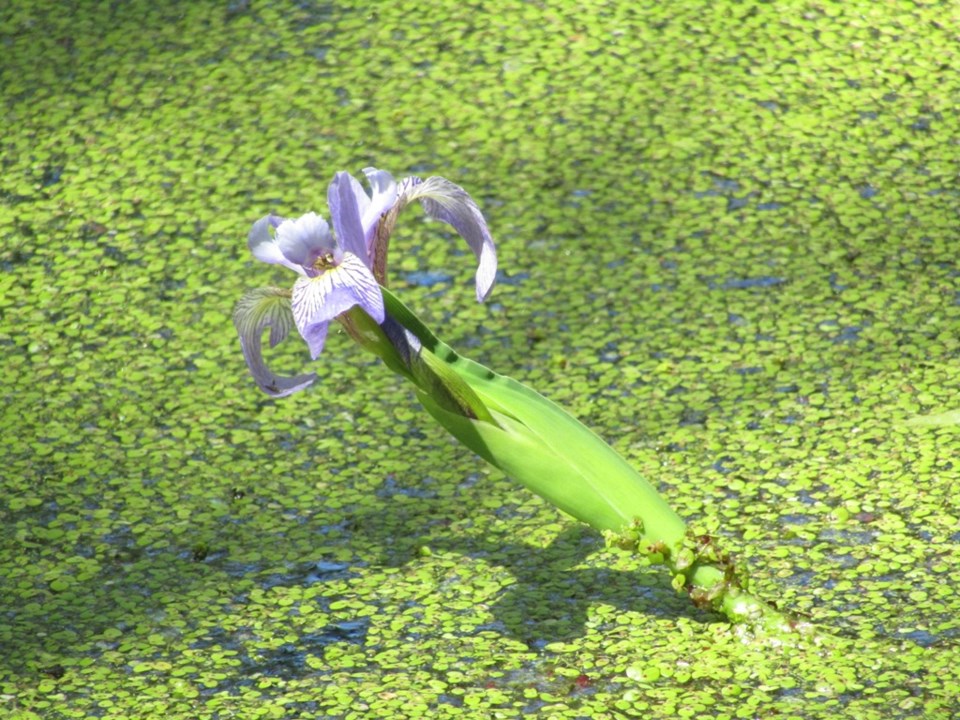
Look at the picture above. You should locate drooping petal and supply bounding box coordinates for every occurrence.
[233,287,316,397]
[291,253,385,359]
[398,176,498,301]
[360,167,398,251]
[248,215,306,275]
[275,212,336,270]
[327,172,369,263]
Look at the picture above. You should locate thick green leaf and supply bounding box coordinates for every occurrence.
[417,390,639,531]
[382,287,686,542]
[413,346,497,424]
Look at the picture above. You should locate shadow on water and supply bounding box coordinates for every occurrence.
[2,460,951,691]
[342,505,717,646]
[0,486,707,682]
[426,526,715,646]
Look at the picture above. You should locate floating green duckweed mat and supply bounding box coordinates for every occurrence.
[1,1,958,717]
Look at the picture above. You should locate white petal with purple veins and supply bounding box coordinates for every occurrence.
[291,253,385,358]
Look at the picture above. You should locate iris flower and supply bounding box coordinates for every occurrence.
[233,167,497,397]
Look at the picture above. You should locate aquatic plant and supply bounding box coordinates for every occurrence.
[234,168,791,629]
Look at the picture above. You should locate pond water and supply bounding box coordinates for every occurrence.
[1,1,958,717]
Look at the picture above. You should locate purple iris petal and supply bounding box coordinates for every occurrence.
[238,331,317,398]
[248,214,305,276]
[360,167,398,251]
[275,212,335,270]
[327,172,368,263]
[291,253,385,358]
[233,287,317,398]
[410,176,498,302]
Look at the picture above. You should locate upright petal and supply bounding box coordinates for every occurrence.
[233,287,317,397]
[369,176,419,284]
[360,167,399,251]
[327,172,369,263]
[399,176,498,301]
[248,215,306,276]
[275,212,335,269]
[291,253,385,359]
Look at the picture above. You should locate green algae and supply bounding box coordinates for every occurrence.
[2,0,960,718]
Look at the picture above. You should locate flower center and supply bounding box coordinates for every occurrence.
[313,252,337,271]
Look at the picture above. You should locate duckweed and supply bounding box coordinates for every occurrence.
[1,0,958,717]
